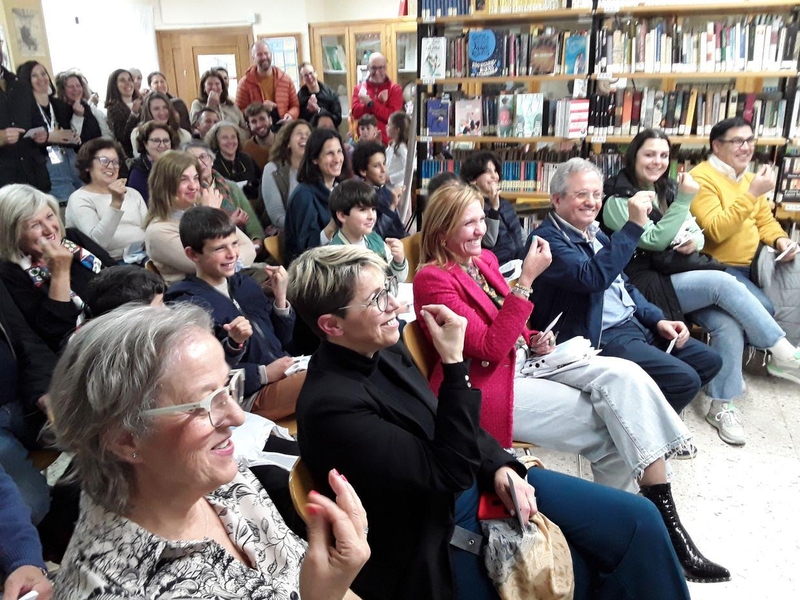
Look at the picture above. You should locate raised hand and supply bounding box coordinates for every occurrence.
[677,172,700,195]
[748,164,776,198]
[223,316,252,345]
[108,178,127,208]
[385,238,405,265]
[519,236,552,287]
[627,191,654,227]
[419,304,467,365]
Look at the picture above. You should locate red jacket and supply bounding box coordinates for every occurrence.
[235,65,299,119]
[413,250,534,447]
[351,77,403,144]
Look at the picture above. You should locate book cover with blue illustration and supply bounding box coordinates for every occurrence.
[469,29,503,78]
[426,98,450,135]
[564,34,589,75]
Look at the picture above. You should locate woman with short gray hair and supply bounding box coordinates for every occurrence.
[0,184,114,351]
[51,303,370,599]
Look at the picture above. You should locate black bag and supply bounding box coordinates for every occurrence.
[649,249,727,276]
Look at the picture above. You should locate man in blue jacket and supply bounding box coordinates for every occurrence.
[530,158,721,417]
[166,206,302,420]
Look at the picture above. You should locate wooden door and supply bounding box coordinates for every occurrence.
[156,28,253,109]
[348,23,390,91]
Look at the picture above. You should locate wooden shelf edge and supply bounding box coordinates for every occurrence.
[592,70,798,80]
[417,74,585,84]
[597,1,800,17]
[421,135,580,143]
[419,135,787,146]
[417,9,587,26]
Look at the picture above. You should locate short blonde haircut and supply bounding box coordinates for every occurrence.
[420,181,484,268]
[145,150,201,227]
[0,184,63,262]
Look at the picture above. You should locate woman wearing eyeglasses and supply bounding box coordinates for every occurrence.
[65,139,147,263]
[127,121,179,205]
[49,302,370,600]
[298,62,343,128]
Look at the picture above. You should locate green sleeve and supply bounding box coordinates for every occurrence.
[603,192,694,252]
[230,184,264,241]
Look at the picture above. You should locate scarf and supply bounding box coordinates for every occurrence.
[24,238,102,311]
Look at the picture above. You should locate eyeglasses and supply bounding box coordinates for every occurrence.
[565,190,603,201]
[718,137,757,149]
[94,156,120,168]
[194,152,212,164]
[301,71,316,79]
[148,138,171,147]
[339,276,398,312]
[369,65,387,72]
[142,369,245,427]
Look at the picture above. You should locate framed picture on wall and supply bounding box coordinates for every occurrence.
[11,6,47,58]
[257,33,302,91]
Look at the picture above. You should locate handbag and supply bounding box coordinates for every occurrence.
[648,249,726,276]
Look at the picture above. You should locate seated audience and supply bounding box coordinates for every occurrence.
[55,69,111,142]
[0,184,115,351]
[288,244,694,599]
[66,139,147,263]
[0,465,53,600]
[328,180,407,281]
[49,302,369,599]
[144,151,255,283]
[690,116,800,347]
[181,139,263,255]
[460,150,525,264]
[147,70,191,131]
[85,265,165,317]
[166,206,302,420]
[310,111,336,130]
[104,68,141,158]
[128,121,178,204]
[206,121,260,201]
[190,69,246,129]
[129,92,191,158]
[242,102,275,172]
[261,120,311,229]
[531,158,723,419]
[413,182,728,582]
[351,141,406,239]
[603,129,800,445]
[236,41,300,122]
[192,107,220,140]
[356,114,381,143]
[283,128,345,264]
[0,281,56,526]
[298,62,343,128]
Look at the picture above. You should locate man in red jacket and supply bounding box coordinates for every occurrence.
[236,41,300,122]
[351,52,403,145]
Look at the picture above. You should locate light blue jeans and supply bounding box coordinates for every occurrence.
[46,147,82,203]
[0,402,50,524]
[512,354,690,492]
[671,269,785,402]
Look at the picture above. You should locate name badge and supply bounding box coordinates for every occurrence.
[47,146,63,164]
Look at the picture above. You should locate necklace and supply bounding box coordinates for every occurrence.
[217,155,244,180]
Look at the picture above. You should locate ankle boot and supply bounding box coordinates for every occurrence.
[640,483,731,583]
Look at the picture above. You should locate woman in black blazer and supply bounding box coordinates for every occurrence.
[287,245,691,600]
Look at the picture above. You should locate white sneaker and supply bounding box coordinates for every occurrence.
[706,403,746,446]
[767,350,800,385]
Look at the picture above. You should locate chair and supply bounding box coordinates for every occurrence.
[288,457,316,525]
[144,259,161,276]
[402,319,437,380]
[264,234,283,266]
[400,232,422,283]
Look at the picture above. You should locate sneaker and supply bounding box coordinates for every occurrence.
[767,350,800,385]
[706,403,746,446]
[671,441,698,461]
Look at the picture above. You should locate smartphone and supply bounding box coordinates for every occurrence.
[477,491,512,521]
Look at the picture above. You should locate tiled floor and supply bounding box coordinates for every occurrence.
[534,365,800,599]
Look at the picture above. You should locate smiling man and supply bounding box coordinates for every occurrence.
[242,102,275,172]
[236,40,300,122]
[350,53,403,145]
[166,206,304,421]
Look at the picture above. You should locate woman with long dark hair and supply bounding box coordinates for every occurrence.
[261,119,311,229]
[104,69,141,158]
[189,70,246,129]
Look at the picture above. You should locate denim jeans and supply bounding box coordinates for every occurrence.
[452,471,690,600]
[0,402,50,524]
[671,269,785,401]
[726,265,775,314]
[46,147,82,202]
[512,354,690,492]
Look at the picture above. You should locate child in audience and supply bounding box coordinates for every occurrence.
[357,114,381,143]
[352,141,407,239]
[384,110,410,188]
[328,180,408,282]
[85,265,165,317]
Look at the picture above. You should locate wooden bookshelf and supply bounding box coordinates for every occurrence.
[587,135,788,146]
[592,71,799,81]
[420,135,579,144]
[417,74,586,85]
[596,1,800,18]
[418,8,587,26]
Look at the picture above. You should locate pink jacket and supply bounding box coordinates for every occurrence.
[413,250,534,447]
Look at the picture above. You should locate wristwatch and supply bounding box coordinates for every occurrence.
[367,100,374,108]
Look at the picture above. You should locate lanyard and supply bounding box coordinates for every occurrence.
[37,102,56,132]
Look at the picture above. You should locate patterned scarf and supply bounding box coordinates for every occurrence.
[24,238,102,307]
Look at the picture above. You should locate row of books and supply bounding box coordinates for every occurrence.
[421,29,589,79]
[595,14,800,75]
[419,0,580,19]
[788,94,800,139]
[423,93,591,138]
[778,147,800,203]
[587,87,790,139]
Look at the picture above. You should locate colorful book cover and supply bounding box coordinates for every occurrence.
[514,93,543,138]
[568,99,590,139]
[421,37,447,79]
[563,33,589,75]
[455,98,483,136]
[529,34,558,75]
[426,98,450,135]
[497,95,515,137]
[469,29,503,77]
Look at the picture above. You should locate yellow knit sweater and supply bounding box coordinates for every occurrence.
[689,161,786,266]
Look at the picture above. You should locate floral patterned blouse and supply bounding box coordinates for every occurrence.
[55,465,306,599]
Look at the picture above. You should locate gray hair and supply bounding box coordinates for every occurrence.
[287,246,387,337]
[180,138,216,161]
[549,157,604,197]
[204,120,246,152]
[0,184,62,262]
[49,303,213,514]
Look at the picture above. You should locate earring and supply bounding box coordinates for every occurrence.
[132,452,138,459]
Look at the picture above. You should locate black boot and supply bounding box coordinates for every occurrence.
[640,483,731,583]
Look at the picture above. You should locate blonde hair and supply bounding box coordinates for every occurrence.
[420,181,484,268]
[0,185,63,262]
[145,151,201,227]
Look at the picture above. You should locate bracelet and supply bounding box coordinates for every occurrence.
[511,283,532,299]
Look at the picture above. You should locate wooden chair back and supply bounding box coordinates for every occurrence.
[289,457,316,525]
[402,319,437,380]
[400,232,422,282]
[264,234,283,265]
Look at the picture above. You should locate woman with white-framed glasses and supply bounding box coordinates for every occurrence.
[49,303,370,599]
[66,138,147,262]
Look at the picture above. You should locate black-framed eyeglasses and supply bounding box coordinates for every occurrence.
[142,369,245,427]
[339,276,398,312]
[369,65,387,72]
[94,156,121,168]
[148,138,171,147]
[718,137,756,149]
